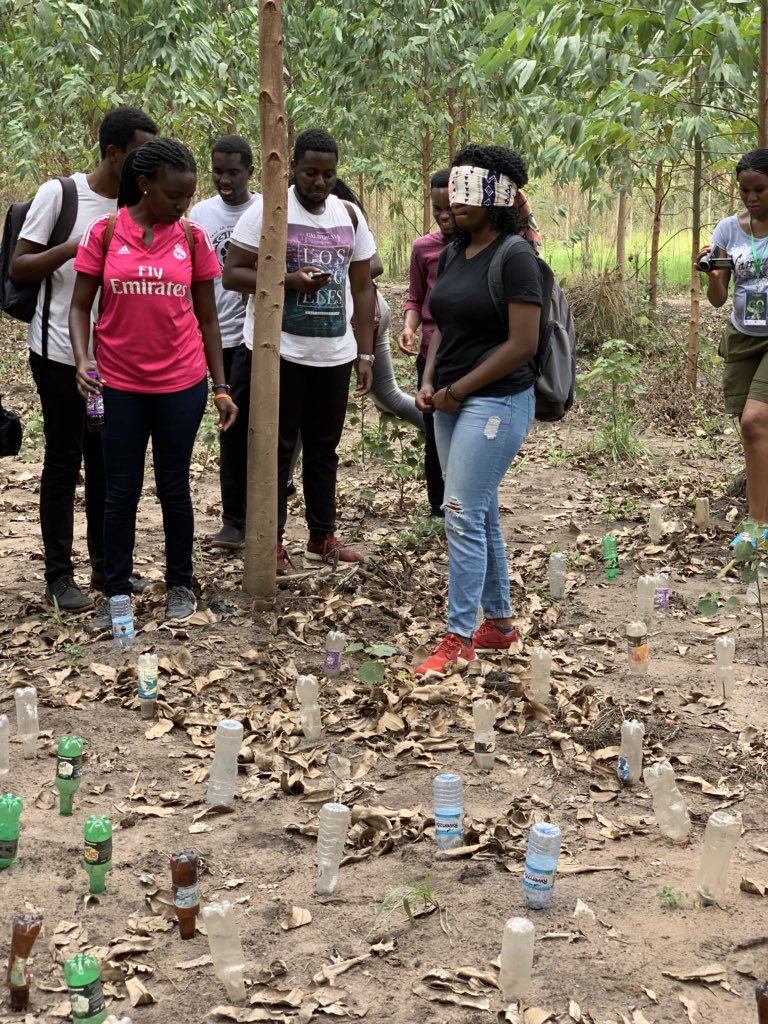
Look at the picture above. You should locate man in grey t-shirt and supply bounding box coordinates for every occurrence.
[11,107,157,611]
[189,135,261,550]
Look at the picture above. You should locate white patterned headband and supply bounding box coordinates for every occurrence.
[449,165,518,207]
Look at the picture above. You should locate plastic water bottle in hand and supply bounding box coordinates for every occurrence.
[472,699,495,771]
[201,901,246,1002]
[207,720,243,808]
[433,773,464,854]
[14,687,38,760]
[522,822,562,909]
[316,802,351,895]
[499,917,535,1002]
[296,674,322,741]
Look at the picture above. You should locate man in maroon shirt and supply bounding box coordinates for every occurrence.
[398,171,543,517]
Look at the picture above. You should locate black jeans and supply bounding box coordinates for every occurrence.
[29,351,105,585]
[218,343,247,529]
[417,353,445,516]
[278,358,352,542]
[101,378,207,596]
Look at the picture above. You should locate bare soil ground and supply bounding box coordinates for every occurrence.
[1,295,767,1024]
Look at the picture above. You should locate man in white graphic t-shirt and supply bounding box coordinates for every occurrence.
[224,127,376,574]
[189,134,261,550]
[11,106,157,611]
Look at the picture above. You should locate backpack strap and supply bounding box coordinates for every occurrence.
[41,175,78,360]
[102,212,117,256]
[340,200,359,233]
[181,217,195,255]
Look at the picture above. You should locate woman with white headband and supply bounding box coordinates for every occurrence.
[414,144,542,678]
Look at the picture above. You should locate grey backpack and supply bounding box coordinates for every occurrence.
[440,235,576,421]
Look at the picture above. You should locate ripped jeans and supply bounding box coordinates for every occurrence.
[434,388,535,638]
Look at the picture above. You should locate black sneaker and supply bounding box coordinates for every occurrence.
[166,585,197,620]
[85,601,113,634]
[90,573,150,595]
[45,576,94,612]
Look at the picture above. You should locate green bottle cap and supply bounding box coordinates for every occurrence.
[57,735,84,758]
[64,952,100,986]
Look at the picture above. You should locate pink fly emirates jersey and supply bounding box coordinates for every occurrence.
[74,209,221,393]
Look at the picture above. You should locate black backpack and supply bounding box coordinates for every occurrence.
[0,176,78,353]
[439,236,577,421]
[0,400,22,457]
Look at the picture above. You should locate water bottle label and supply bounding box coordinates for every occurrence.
[84,837,112,865]
[0,837,18,859]
[618,756,630,782]
[68,979,106,1020]
[627,637,648,664]
[86,393,104,417]
[112,614,134,640]
[57,755,82,780]
[522,862,556,893]
[323,650,341,672]
[174,881,200,909]
[9,955,26,987]
[474,739,496,754]
[138,675,158,700]
[653,587,669,610]
[434,811,463,840]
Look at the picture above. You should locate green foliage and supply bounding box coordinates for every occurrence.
[374,872,436,926]
[697,590,740,616]
[381,514,445,551]
[357,661,386,685]
[731,520,768,646]
[346,641,398,685]
[577,338,651,464]
[658,885,688,910]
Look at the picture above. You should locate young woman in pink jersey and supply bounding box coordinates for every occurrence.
[69,138,237,626]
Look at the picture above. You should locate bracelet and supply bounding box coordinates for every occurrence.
[447,384,464,403]
[213,392,230,402]
[212,384,230,394]
[357,353,375,364]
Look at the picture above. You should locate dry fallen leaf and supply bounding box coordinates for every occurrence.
[144,718,174,740]
[279,907,312,931]
[125,977,155,1007]
[662,963,727,984]
[741,875,767,896]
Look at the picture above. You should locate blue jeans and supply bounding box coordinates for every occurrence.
[101,378,207,596]
[434,388,534,638]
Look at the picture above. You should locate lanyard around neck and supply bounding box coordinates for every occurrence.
[749,216,768,279]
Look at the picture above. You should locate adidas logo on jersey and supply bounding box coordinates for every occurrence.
[116,244,131,255]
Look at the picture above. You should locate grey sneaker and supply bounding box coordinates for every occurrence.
[166,585,197,620]
[85,601,113,634]
[45,575,94,612]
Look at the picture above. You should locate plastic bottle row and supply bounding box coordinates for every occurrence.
[626,615,736,697]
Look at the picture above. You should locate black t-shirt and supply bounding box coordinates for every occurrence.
[428,234,543,397]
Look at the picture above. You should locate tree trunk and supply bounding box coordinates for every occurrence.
[687,72,703,392]
[421,74,431,234]
[615,189,629,279]
[243,0,288,600]
[760,0,768,147]
[649,159,665,313]
[448,86,457,162]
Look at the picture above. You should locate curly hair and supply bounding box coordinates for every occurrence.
[212,134,253,169]
[98,107,157,158]
[450,144,529,248]
[293,127,338,164]
[118,138,197,208]
[736,149,768,179]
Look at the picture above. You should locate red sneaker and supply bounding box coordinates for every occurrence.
[305,534,364,564]
[472,619,520,653]
[414,633,477,678]
[276,545,294,576]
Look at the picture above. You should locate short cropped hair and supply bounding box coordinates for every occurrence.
[212,134,253,168]
[293,128,338,164]
[98,107,158,158]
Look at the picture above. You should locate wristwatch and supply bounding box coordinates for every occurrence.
[357,353,375,364]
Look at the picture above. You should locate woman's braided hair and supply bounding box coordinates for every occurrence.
[450,143,529,250]
[736,148,768,179]
[118,137,197,208]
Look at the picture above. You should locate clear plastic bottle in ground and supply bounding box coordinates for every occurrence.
[618,718,645,785]
[648,502,665,544]
[0,793,22,869]
[109,595,135,649]
[170,850,200,938]
[601,535,619,579]
[715,636,736,699]
[0,714,8,776]
[522,822,562,909]
[626,620,649,675]
[83,815,112,894]
[64,952,107,1024]
[695,497,710,528]
[201,900,246,1002]
[296,674,322,741]
[137,653,158,719]
[85,370,104,432]
[323,630,346,677]
[499,916,535,1003]
[643,761,690,841]
[636,575,656,626]
[433,772,464,854]
[316,802,351,895]
[757,981,768,1024]
[207,719,244,808]
[529,648,552,703]
[6,913,43,1011]
[55,735,84,815]
[472,699,496,771]
[14,687,38,759]
[548,551,566,599]
[653,572,670,617]
[695,809,741,905]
